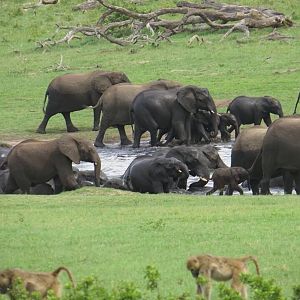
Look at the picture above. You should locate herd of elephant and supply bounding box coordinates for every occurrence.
[1,69,300,195]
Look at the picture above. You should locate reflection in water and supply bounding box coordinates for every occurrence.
[78,141,283,195]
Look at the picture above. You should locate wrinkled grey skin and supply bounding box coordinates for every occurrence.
[36,70,130,134]
[0,169,54,195]
[227,95,283,129]
[206,167,249,196]
[123,155,189,194]
[103,177,128,190]
[131,86,218,148]
[165,145,228,188]
[94,79,181,147]
[3,135,101,194]
[191,112,239,143]
[258,117,300,195]
[73,168,108,186]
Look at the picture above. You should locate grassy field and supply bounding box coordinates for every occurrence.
[1,190,300,299]
[0,0,300,299]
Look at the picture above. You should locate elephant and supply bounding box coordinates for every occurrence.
[257,117,300,195]
[206,167,249,195]
[123,155,189,193]
[72,168,108,186]
[0,144,11,166]
[226,95,283,129]
[3,135,101,194]
[36,70,130,134]
[103,177,128,190]
[131,85,218,148]
[93,79,181,147]
[164,145,227,188]
[191,112,239,143]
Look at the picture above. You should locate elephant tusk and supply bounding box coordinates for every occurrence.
[199,177,208,182]
[210,110,215,114]
[94,162,98,166]
[178,169,182,173]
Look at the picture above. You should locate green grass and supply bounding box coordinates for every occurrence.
[0,1,300,298]
[0,190,300,299]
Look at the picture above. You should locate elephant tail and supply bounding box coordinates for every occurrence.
[293,91,300,114]
[42,90,49,114]
[247,150,262,176]
[129,107,135,135]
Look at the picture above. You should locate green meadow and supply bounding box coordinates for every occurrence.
[0,0,300,298]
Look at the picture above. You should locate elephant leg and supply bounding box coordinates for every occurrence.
[57,169,79,190]
[4,174,19,194]
[150,129,158,147]
[62,112,79,132]
[293,172,300,195]
[118,126,132,146]
[36,113,55,134]
[206,185,218,195]
[262,114,272,127]
[94,118,109,147]
[260,177,271,195]
[250,179,260,195]
[92,106,101,131]
[53,176,63,194]
[7,172,30,194]
[232,184,243,195]
[132,126,145,148]
[283,171,294,194]
[151,181,164,194]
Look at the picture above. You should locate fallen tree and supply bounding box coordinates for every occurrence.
[37,0,293,47]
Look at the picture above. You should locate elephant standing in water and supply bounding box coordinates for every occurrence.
[123,156,189,194]
[36,70,130,134]
[131,86,218,148]
[94,79,181,147]
[227,95,283,129]
[256,117,300,195]
[3,135,101,194]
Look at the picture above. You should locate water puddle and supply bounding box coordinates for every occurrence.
[78,141,284,195]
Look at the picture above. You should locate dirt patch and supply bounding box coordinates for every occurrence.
[215,99,232,109]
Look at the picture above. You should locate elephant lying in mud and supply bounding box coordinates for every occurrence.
[131,86,218,147]
[94,79,181,147]
[36,70,130,134]
[227,95,283,129]
[123,156,189,194]
[2,135,101,194]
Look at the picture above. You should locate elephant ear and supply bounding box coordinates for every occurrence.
[149,159,167,178]
[58,135,81,164]
[93,75,113,93]
[177,86,197,113]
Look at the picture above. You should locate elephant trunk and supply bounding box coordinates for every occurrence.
[210,110,219,138]
[92,153,101,187]
[278,108,284,118]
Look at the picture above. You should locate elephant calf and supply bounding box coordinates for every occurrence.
[124,156,189,194]
[206,167,249,196]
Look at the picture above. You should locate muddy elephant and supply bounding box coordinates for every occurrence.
[206,167,249,195]
[164,145,227,188]
[227,95,283,129]
[257,117,300,195]
[0,144,11,166]
[123,155,189,193]
[3,135,101,194]
[36,70,130,134]
[191,112,239,143]
[131,86,218,148]
[94,79,181,147]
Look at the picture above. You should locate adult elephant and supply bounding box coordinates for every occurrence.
[131,86,218,148]
[191,112,239,143]
[93,79,181,147]
[123,155,189,194]
[3,135,101,194]
[164,145,227,188]
[36,70,130,134]
[231,126,267,194]
[258,117,300,195]
[227,95,283,129]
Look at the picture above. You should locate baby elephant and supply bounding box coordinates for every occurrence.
[206,167,249,195]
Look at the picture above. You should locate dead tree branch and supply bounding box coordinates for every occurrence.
[38,0,293,47]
